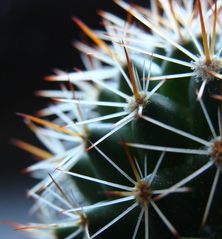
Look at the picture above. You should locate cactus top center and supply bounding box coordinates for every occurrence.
[127,91,149,113]
[211,139,222,168]
[192,55,222,82]
[135,179,152,206]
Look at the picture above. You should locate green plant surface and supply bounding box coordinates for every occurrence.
[15,1,222,239]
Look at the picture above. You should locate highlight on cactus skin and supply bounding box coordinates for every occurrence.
[14,1,222,238]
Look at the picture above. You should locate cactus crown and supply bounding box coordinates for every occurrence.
[15,1,222,239]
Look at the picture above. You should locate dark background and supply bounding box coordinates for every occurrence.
[0,0,146,238]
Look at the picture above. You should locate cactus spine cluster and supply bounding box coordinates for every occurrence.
[16,1,222,238]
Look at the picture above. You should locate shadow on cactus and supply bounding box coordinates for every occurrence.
[14,1,222,238]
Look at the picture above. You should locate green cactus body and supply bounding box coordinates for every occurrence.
[16,1,222,239]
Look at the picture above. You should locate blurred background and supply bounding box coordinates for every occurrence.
[0,0,146,238]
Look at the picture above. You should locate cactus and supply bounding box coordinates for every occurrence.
[15,1,222,238]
